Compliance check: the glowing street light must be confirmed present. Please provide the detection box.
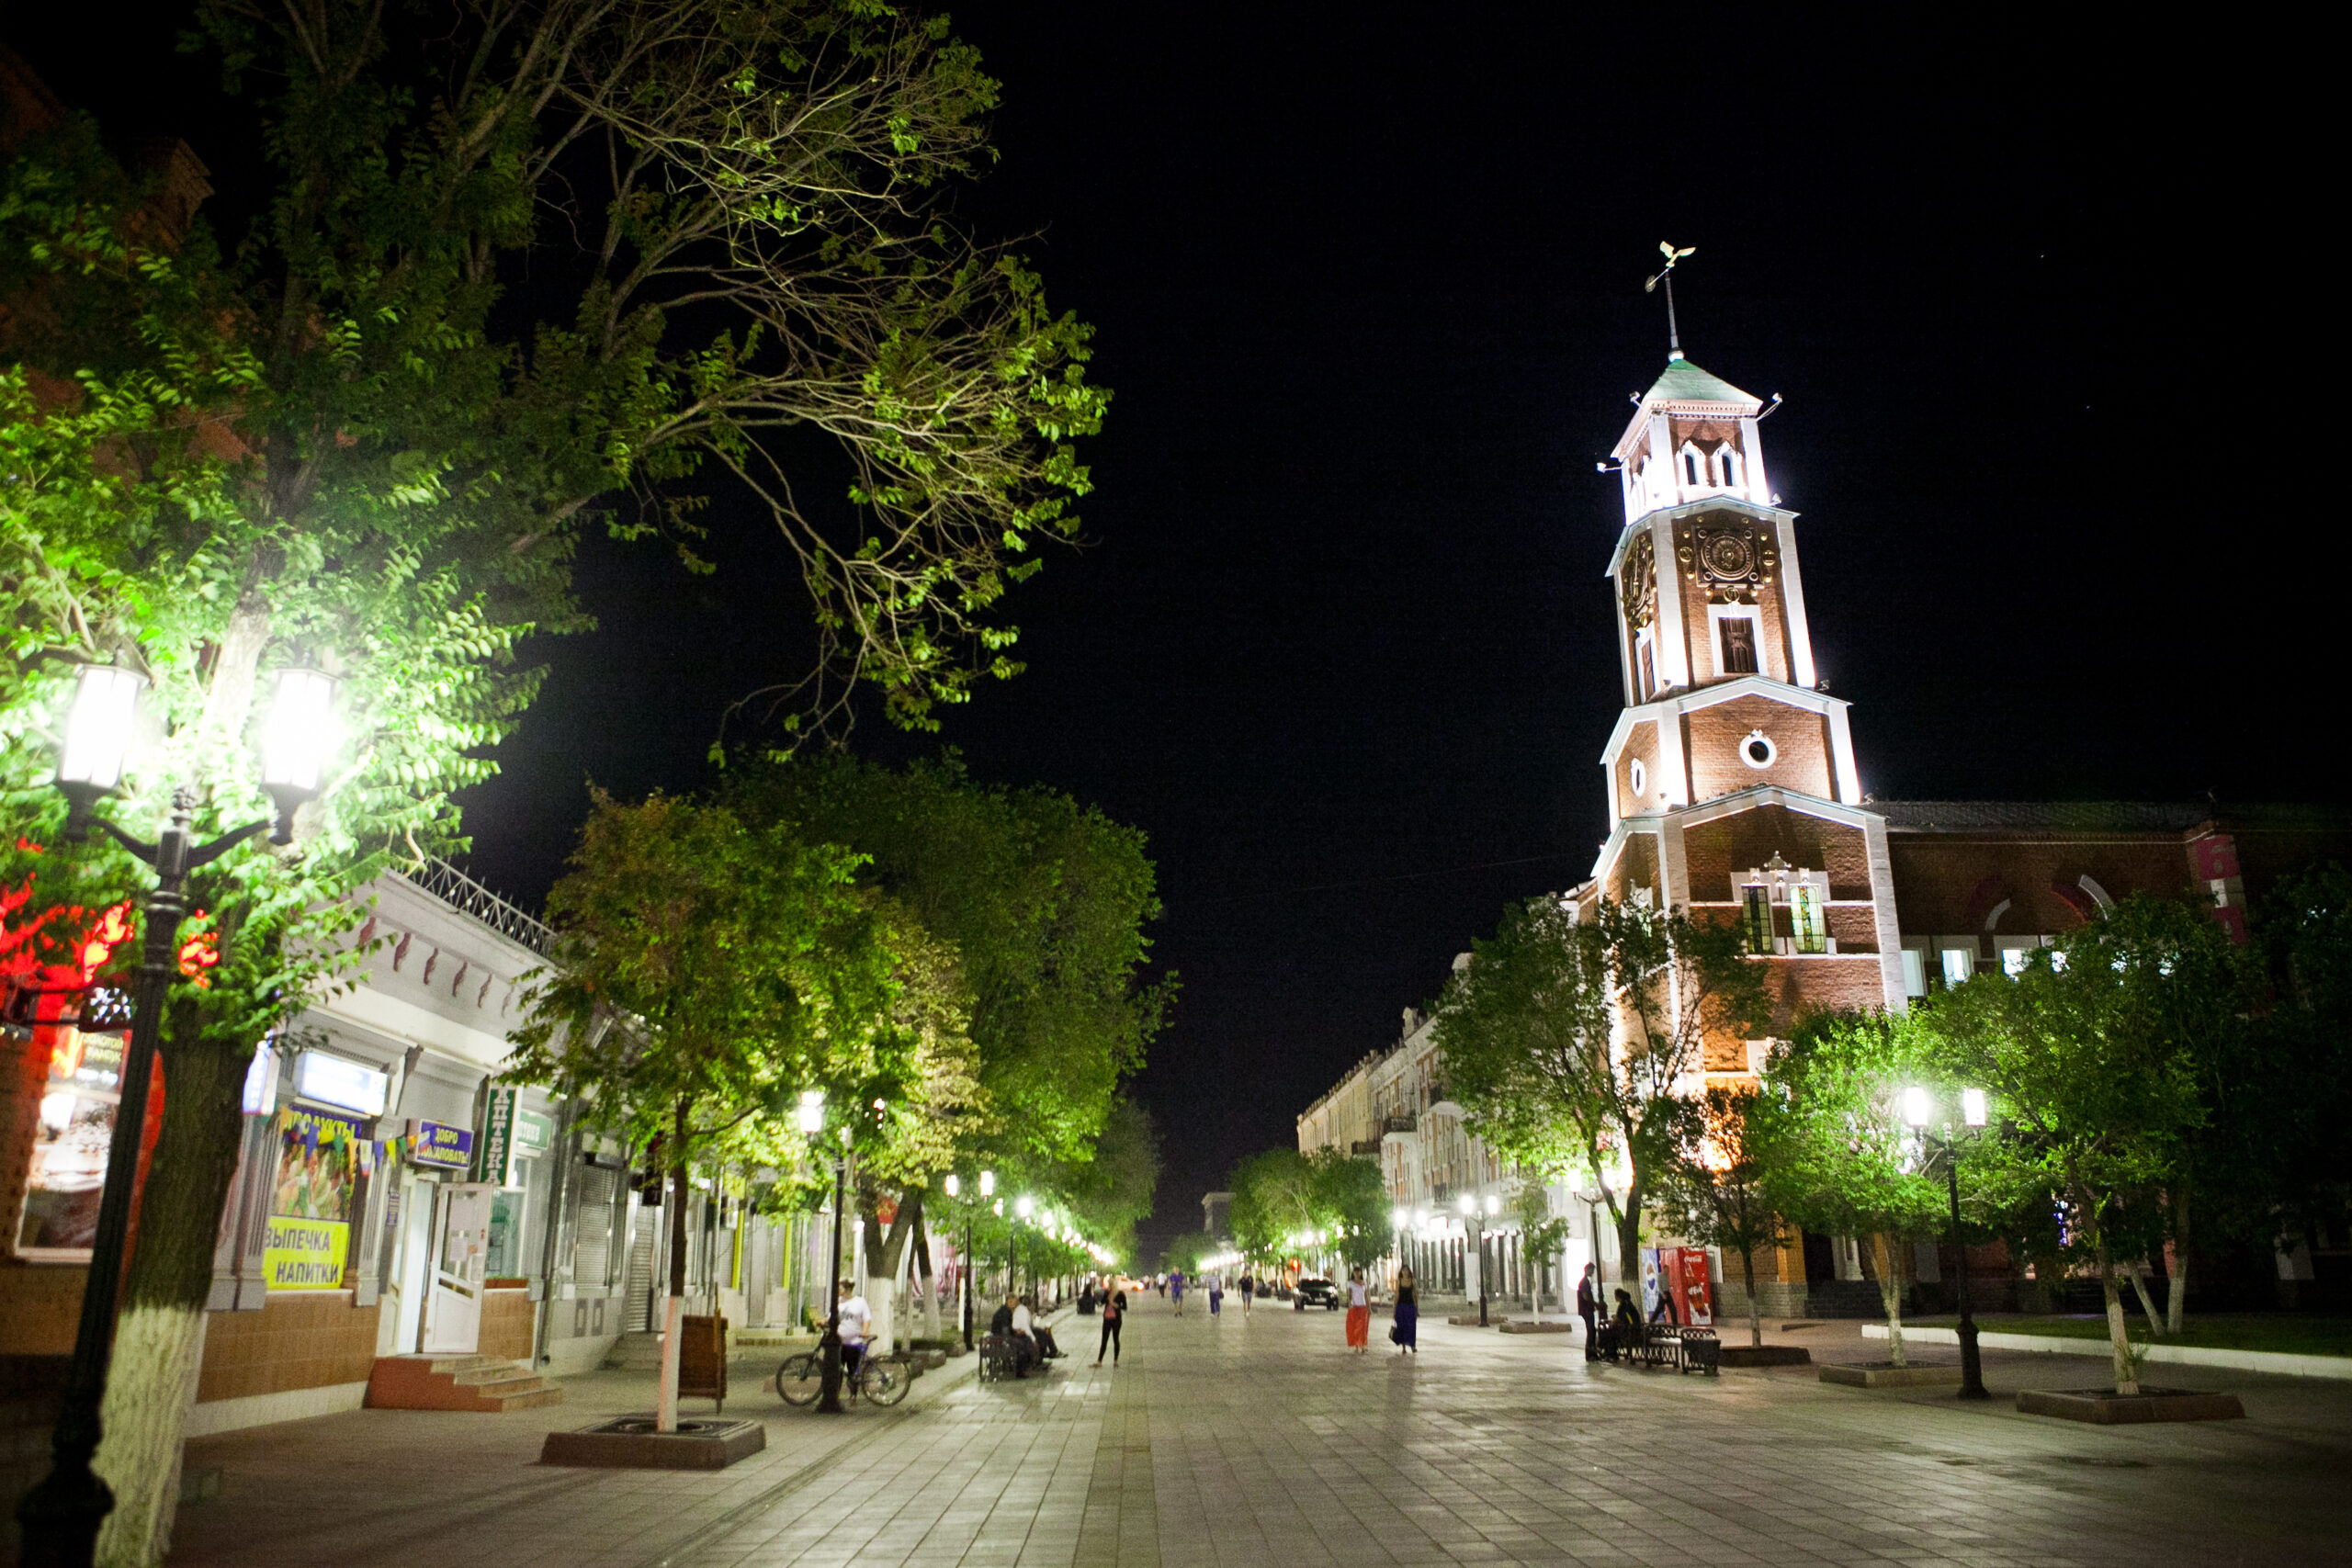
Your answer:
[943,1172,960,1198]
[797,1089,826,1134]
[1901,1084,1992,1401]
[28,657,344,1562]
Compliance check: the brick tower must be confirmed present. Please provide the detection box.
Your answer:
[1592,333,1906,1046]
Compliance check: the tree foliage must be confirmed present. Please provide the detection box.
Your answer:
[1307,1147,1390,1271]
[1649,1087,1781,1347]
[1433,894,1768,1288]
[727,752,1169,1168]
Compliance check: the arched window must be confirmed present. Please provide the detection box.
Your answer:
[1716,445,1744,491]
[1683,446,1702,487]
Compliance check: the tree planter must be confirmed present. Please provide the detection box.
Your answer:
[1819,1361,1963,1388]
[1447,1314,1508,1326]
[541,1416,767,1469]
[1497,1320,1577,1335]
[2015,1388,2245,1425]
[1718,1345,1812,1368]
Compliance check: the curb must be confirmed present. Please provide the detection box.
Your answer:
[1860,1325,2352,1382]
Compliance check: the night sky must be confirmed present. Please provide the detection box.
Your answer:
[12,9,2327,1259]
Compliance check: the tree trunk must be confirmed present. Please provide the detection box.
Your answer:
[656,1098,689,1434]
[1871,1233,1906,1368]
[94,1010,254,1568]
[1741,1245,1762,1349]
[911,1208,940,1343]
[2125,1263,2165,1337]
[1614,1180,1644,1310]
[2097,1240,2138,1394]
[2165,1184,2189,1336]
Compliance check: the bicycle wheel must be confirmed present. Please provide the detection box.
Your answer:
[777,1353,823,1407]
[861,1359,910,1407]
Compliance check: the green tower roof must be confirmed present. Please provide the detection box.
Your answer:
[1642,356,1760,407]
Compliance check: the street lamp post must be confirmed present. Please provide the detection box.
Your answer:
[1460,1194,1489,1325]
[1905,1085,1990,1401]
[797,1092,853,1416]
[944,1170,993,1351]
[19,664,333,1568]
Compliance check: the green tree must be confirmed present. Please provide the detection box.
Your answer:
[4,0,1103,1550]
[1434,894,1768,1294]
[1161,1231,1216,1277]
[729,753,1170,1169]
[1307,1148,1390,1273]
[1059,1100,1162,1261]
[1908,898,2229,1393]
[1507,1179,1572,1314]
[1227,1148,1319,1272]
[1753,1015,1951,1365]
[504,792,982,1420]
[1651,1087,1782,1348]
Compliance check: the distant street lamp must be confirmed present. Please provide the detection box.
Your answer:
[801,1095,853,1415]
[22,662,336,1568]
[1905,1084,1991,1400]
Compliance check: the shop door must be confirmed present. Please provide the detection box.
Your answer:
[423,1182,495,1354]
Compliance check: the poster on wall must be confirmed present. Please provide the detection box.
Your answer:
[264,1107,366,1290]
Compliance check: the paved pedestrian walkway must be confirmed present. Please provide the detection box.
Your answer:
[167,1296,2352,1566]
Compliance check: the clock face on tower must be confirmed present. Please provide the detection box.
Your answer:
[1619,533,1657,629]
[1676,514,1780,604]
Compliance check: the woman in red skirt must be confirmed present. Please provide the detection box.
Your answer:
[1344,1269,1371,1353]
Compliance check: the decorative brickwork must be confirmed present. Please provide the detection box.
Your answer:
[1684,696,1833,802]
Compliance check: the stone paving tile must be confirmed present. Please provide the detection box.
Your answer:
[158,1300,2352,1565]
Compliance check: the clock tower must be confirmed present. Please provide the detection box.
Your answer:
[1591,344,1907,1034]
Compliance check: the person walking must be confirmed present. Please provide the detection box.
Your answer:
[1095,1284,1127,1365]
[1344,1269,1372,1354]
[1393,1265,1419,1355]
[1576,1264,1600,1362]
[1170,1269,1185,1315]
[1238,1272,1254,1315]
[1209,1276,1224,1316]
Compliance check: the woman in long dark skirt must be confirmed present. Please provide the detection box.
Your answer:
[1393,1265,1419,1355]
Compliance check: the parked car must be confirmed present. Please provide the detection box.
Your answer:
[1293,1277,1341,1310]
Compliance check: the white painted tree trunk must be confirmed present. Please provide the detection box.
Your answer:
[1871,1234,1906,1368]
[656,1294,684,1431]
[865,1273,896,1357]
[92,1301,209,1568]
[2098,1250,2139,1394]
[2125,1263,2165,1337]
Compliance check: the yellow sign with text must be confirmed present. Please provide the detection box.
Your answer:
[264,1217,350,1291]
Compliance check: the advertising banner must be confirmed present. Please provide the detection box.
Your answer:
[408,1119,474,1170]
[265,1107,365,1290]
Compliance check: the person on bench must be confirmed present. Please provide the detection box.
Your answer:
[1022,1294,1067,1359]
[1609,1288,1643,1363]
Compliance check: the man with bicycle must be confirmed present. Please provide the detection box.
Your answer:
[836,1280,873,1377]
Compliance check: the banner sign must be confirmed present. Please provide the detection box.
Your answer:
[513,1108,555,1160]
[408,1120,474,1170]
[266,1107,364,1290]
[477,1088,516,1185]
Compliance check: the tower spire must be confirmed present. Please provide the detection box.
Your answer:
[1645,242,1695,362]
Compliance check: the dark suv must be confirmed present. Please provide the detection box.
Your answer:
[1292,1277,1341,1310]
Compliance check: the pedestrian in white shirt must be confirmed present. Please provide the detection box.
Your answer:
[1009,1296,1040,1376]
[836,1280,873,1373]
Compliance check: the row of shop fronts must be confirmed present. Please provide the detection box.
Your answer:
[1,862,849,1439]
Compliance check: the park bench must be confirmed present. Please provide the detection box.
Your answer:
[1600,1321,1720,1376]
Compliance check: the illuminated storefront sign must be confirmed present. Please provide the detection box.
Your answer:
[294,1051,389,1116]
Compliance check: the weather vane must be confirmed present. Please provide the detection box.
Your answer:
[1644,242,1695,360]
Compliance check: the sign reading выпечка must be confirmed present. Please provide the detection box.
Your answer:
[265,1107,364,1290]
[408,1120,474,1170]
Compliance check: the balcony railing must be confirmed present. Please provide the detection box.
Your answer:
[1380,1113,1418,1136]
[399,859,557,959]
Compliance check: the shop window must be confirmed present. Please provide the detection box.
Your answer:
[1741,884,1773,954]
[1940,947,1975,986]
[16,1028,128,1258]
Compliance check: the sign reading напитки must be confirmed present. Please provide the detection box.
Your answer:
[264,1107,365,1290]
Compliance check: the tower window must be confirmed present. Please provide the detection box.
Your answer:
[1741,884,1772,954]
[1718,615,1758,673]
[1684,449,1702,486]
[1635,631,1657,699]
[1717,446,1744,490]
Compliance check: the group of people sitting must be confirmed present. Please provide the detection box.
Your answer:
[986,1292,1066,1377]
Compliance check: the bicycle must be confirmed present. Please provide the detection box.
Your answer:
[776,1346,910,1407]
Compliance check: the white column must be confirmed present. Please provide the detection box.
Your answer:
[1774,514,1819,689]
[1651,514,1692,689]
[1740,413,1770,503]
[1862,810,1909,1010]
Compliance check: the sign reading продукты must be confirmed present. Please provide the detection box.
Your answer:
[408,1120,474,1170]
